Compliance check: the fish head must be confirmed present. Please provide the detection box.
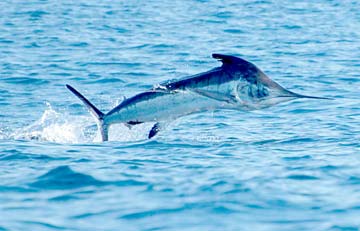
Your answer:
[212,54,330,110]
[236,68,330,110]
[213,54,329,110]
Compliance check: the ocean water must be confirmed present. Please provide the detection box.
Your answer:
[0,0,359,230]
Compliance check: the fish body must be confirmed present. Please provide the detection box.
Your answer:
[66,54,328,141]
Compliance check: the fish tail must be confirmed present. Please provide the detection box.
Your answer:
[66,84,109,141]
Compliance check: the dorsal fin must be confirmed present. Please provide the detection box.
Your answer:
[212,53,252,67]
[212,54,259,84]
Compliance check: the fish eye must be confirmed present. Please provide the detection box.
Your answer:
[256,85,269,98]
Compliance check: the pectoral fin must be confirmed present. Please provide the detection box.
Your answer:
[189,89,237,104]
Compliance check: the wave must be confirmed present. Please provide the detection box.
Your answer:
[28,165,147,190]
[29,165,107,190]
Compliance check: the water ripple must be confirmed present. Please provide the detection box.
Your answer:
[287,174,319,180]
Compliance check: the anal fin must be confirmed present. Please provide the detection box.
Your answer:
[148,122,162,139]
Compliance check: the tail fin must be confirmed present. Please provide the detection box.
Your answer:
[66,84,109,141]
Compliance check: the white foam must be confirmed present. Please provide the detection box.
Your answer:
[11,103,91,143]
[9,103,155,144]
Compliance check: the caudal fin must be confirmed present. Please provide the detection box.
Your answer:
[66,84,109,141]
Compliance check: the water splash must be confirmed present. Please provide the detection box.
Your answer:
[8,103,156,143]
[11,103,95,143]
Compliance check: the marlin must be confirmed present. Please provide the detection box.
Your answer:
[66,54,329,141]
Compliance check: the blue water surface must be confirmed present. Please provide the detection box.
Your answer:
[1,0,359,230]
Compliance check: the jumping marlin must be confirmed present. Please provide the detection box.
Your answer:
[66,54,329,141]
